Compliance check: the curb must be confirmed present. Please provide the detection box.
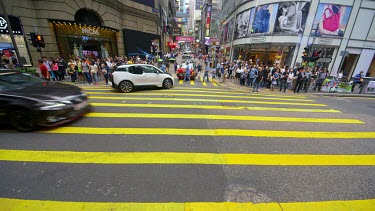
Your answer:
[309,93,375,98]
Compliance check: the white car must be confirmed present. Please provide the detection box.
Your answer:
[111,64,174,93]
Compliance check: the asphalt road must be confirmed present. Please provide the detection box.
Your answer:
[1,80,374,210]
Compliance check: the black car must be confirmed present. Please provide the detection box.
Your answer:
[0,70,90,131]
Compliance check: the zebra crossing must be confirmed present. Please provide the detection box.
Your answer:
[0,85,374,210]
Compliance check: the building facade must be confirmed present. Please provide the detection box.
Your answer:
[1,0,176,67]
[221,0,375,78]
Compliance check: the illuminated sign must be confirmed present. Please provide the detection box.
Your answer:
[82,27,99,36]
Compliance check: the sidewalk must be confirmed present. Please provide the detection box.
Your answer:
[215,79,375,98]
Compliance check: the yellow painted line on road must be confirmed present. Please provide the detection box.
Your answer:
[83,88,308,98]
[1,149,375,165]
[190,80,195,86]
[90,103,341,113]
[86,112,362,124]
[202,81,208,86]
[1,198,374,211]
[89,96,326,107]
[209,78,218,86]
[43,127,375,139]
[179,80,183,85]
[86,92,314,102]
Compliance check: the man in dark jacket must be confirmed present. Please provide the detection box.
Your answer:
[294,68,305,93]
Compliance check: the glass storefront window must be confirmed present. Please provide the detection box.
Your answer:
[0,34,31,66]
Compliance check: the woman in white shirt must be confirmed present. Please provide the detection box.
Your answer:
[287,68,294,91]
[90,62,99,84]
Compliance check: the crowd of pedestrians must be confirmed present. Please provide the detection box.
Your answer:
[37,55,164,85]
[219,61,344,93]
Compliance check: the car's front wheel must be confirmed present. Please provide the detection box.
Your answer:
[119,80,134,93]
[163,78,173,89]
[10,109,36,131]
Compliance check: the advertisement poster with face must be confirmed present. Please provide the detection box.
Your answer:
[251,4,279,35]
[235,9,251,39]
[311,3,352,37]
[274,2,310,35]
[227,18,234,41]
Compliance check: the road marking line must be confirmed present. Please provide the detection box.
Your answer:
[86,92,314,102]
[89,96,327,107]
[43,127,375,138]
[1,198,374,211]
[209,79,218,86]
[83,88,308,98]
[179,80,183,85]
[86,112,362,124]
[1,149,374,165]
[202,81,208,86]
[190,80,195,86]
[90,103,341,113]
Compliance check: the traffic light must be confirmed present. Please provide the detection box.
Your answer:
[301,47,309,61]
[36,34,45,48]
[27,32,37,47]
[311,50,322,62]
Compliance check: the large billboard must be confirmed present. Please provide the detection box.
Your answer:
[274,2,310,35]
[227,18,234,42]
[251,3,279,35]
[234,9,251,39]
[222,23,228,43]
[311,3,352,37]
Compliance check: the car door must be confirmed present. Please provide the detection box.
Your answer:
[142,65,160,85]
[128,66,146,86]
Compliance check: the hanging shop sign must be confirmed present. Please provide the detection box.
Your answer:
[0,15,23,35]
[171,28,181,36]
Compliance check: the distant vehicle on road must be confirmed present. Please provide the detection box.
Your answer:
[0,71,89,131]
[176,63,195,80]
[181,54,192,64]
[110,64,174,93]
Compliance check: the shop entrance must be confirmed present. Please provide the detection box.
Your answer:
[341,54,359,80]
[235,44,296,67]
[52,21,117,60]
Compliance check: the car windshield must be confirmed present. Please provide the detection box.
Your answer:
[0,72,46,91]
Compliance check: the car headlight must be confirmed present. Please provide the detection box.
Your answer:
[40,102,67,110]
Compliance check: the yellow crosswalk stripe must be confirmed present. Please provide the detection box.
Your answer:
[161,89,307,98]
[86,112,362,124]
[90,103,341,113]
[83,88,308,98]
[179,80,183,84]
[89,96,326,106]
[202,81,208,86]
[43,127,375,138]
[190,80,195,85]
[1,198,374,211]
[1,149,374,165]
[86,92,314,102]
[209,79,218,86]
